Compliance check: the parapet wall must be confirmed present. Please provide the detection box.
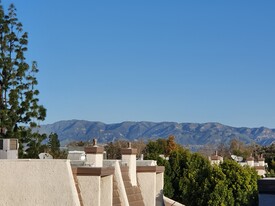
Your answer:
[0,159,80,206]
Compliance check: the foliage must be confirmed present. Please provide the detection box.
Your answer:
[176,152,257,206]
[67,141,87,147]
[156,157,174,197]
[165,135,177,156]
[144,136,179,159]
[229,139,254,159]
[254,143,275,176]
[143,137,259,206]
[179,152,212,205]
[144,139,167,159]
[0,3,46,157]
[24,129,47,158]
[221,160,258,206]
[48,133,60,152]
[198,139,256,160]
[22,132,66,159]
[104,140,146,159]
[104,141,125,159]
[143,137,182,198]
[47,133,66,159]
[207,165,234,206]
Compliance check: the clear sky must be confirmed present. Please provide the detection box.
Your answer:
[2,0,275,128]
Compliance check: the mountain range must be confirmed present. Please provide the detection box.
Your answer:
[37,120,275,148]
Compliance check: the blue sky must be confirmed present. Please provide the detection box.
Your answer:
[2,1,275,128]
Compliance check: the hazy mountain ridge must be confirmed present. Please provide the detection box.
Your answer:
[38,120,275,146]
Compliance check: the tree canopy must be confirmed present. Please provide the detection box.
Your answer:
[0,3,46,157]
[143,137,259,206]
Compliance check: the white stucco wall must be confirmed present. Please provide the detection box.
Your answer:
[77,175,100,206]
[136,160,157,166]
[156,172,164,206]
[247,160,254,167]
[0,150,7,159]
[0,139,18,159]
[259,160,265,167]
[164,196,185,206]
[0,159,80,206]
[86,153,103,167]
[257,169,266,176]
[103,160,129,206]
[211,160,221,165]
[137,172,156,206]
[122,154,137,186]
[100,175,113,205]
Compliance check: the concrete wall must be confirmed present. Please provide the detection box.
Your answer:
[0,159,80,206]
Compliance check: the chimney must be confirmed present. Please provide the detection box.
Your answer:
[246,154,254,167]
[0,139,18,159]
[84,138,104,167]
[121,142,137,186]
[258,154,265,167]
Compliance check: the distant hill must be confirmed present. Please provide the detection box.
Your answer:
[37,120,275,147]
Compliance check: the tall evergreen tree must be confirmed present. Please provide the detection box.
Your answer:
[0,3,46,156]
[48,133,60,158]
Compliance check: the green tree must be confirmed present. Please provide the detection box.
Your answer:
[157,157,174,198]
[178,152,213,206]
[24,130,47,158]
[0,3,46,157]
[169,149,190,201]
[144,137,259,206]
[48,133,62,158]
[144,140,165,160]
[207,165,234,206]
[230,139,253,159]
[104,140,128,159]
[255,143,275,176]
[221,160,258,206]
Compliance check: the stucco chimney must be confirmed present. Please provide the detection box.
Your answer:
[258,154,265,167]
[0,139,18,159]
[121,142,137,186]
[84,138,104,167]
[246,154,254,167]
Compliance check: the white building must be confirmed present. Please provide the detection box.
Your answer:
[0,139,184,206]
